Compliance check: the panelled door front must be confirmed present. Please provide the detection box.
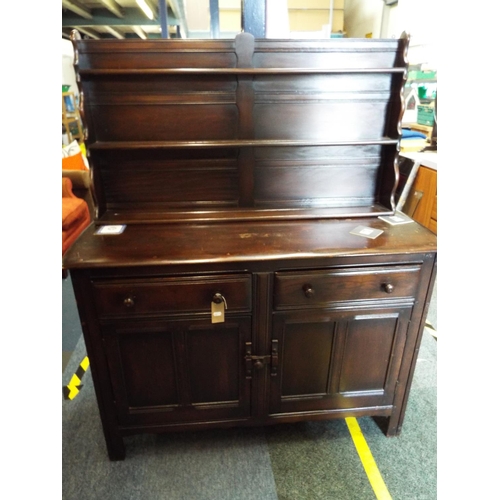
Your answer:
[101,316,252,426]
[269,307,412,415]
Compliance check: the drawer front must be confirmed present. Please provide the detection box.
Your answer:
[92,274,252,317]
[274,265,421,309]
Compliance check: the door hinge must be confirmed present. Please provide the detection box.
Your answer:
[245,340,278,379]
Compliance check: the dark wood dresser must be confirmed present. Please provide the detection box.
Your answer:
[63,31,437,461]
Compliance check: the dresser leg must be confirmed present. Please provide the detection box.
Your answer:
[104,432,126,461]
[372,415,402,437]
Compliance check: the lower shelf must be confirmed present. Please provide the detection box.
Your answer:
[97,204,395,225]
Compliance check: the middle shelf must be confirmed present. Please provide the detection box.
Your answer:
[89,138,400,150]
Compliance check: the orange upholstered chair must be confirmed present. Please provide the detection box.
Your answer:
[62,177,91,255]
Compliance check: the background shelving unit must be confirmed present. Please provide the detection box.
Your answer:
[62,91,83,143]
[402,65,437,136]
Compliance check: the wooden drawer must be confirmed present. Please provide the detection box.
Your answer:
[92,273,252,317]
[274,265,422,309]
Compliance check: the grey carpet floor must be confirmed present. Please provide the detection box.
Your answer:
[265,330,437,500]
[62,329,436,500]
[62,335,279,500]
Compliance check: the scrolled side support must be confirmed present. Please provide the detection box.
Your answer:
[389,31,411,211]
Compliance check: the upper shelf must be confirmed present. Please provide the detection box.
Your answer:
[71,31,410,223]
[78,67,407,76]
[73,30,410,72]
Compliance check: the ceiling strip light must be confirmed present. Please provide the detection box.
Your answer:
[136,0,154,20]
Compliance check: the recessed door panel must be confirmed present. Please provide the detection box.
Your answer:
[281,322,335,397]
[185,324,241,404]
[339,314,398,394]
[118,330,179,408]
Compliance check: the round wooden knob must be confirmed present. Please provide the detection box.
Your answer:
[123,297,135,308]
[212,293,224,304]
[303,284,315,298]
[383,283,394,294]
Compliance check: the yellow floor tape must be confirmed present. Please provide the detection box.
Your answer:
[63,356,89,400]
[345,417,392,500]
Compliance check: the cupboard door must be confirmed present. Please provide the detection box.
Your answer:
[269,307,411,415]
[102,316,252,426]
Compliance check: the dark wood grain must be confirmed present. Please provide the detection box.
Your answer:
[75,32,409,220]
[63,218,436,269]
[92,274,252,317]
[101,317,252,427]
[274,264,421,309]
[269,306,411,415]
[65,32,436,461]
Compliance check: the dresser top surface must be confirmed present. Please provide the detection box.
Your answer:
[63,218,436,270]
